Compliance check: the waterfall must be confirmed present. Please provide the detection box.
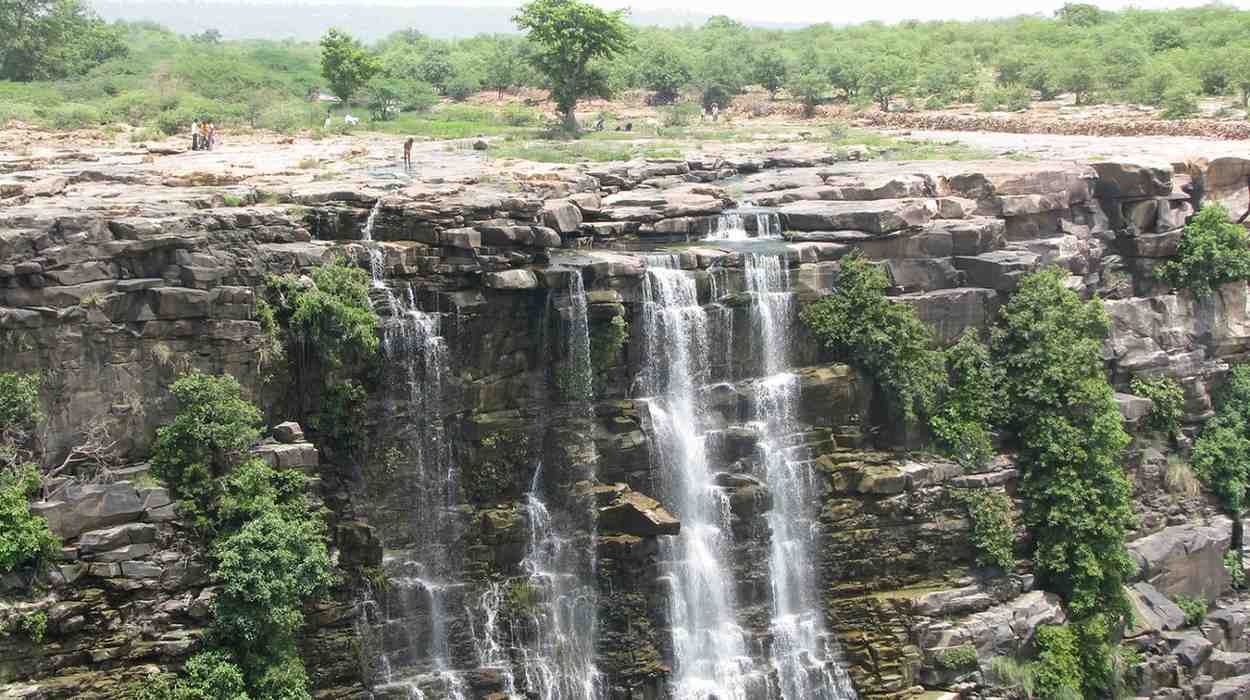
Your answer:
[640,255,764,700]
[705,210,783,242]
[515,464,604,700]
[708,212,748,241]
[743,254,856,700]
[362,199,386,288]
[563,271,594,402]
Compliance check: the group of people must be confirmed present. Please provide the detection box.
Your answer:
[190,120,216,151]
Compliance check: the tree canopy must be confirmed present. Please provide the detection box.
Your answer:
[513,0,632,131]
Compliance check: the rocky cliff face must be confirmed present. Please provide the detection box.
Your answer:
[3,141,1250,699]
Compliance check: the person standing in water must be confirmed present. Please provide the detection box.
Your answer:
[403,137,414,170]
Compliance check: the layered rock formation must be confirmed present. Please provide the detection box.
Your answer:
[3,139,1250,699]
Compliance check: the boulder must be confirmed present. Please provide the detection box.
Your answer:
[779,199,931,234]
[951,250,1037,292]
[31,481,145,540]
[78,523,157,554]
[1092,161,1173,199]
[273,421,304,444]
[598,489,680,536]
[252,442,319,470]
[1126,582,1186,636]
[483,269,540,290]
[1128,518,1232,601]
[542,199,584,234]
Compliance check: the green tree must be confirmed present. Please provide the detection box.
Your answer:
[993,268,1135,695]
[1191,364,1250,513]
[800,251,945,427]
[319,28,378,104]
[1050,46,1098,105]
[151,371,263,529]
[637,38,693,104]
[1157,205,1250,296]
[859,52,915,111]
[1056,3,1107,26]
[787,69,828,117]
[364,76,403,120]
[483,37,529,97]
[513,0,632,132]
[931,329,1005,471]
[752,47,788,98]
[0,0,127,81]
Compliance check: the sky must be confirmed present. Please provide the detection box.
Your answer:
[209,0,1250,25]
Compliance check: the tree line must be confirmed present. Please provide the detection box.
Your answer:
[8,1,1250,133]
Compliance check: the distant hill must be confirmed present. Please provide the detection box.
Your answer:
[88,1,730,40]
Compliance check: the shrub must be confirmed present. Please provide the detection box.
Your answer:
[936,644,978,670]
[501,104,540,126]
[6,609,48,642]
[0,465,59,575]
[45,103,103,130]
[994,269,1135,696]
[987,655,1036,698]
[1191,364,1250,513]
[1174,594,1208,626]
[1160,86,1198,119]
[259,102,318,135]
[801,251,945,426]
[1032,625,1083,699]
[659,102,700,128]
[1227,550,1247,590]
[955,489,1016,571]
[267,258,378,371]
[212,509,333,654]
[1131,375,1185,437]
[150,371,263,530]
[1157,205,1250,296]
[931,329,1004,470]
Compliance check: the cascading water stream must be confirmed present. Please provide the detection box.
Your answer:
[743,254,856,700]
[705,210,783,241]
[640,255,764,700]
[563,271,594,402]
[514,463,604,700]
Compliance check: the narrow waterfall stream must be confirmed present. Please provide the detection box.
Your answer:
[705,210,783,241]
[743,255,856,700]
[516,464,603,700]
[640,255,764,700]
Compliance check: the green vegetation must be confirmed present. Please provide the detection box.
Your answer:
[993,268,1135,696]
[492,140,681,163]
[800,251,945,426]
[955,489,1016,571]
[1174,594,1208,627]
[935,644,978,671]
[319,28,379,104]
[1131,375,1185,438]
[1158,205,1250,297]
[12,3,1250,135]
[150,370,332,700]
[151,371,263,531]
[1191,364,1250,513]
[2,609,48,643]
[264,258,380,457]
[0,0,127,82]
[931,329,1004,471]
[0,372,58,577]
[1227,550,1247,590]
[1032,625,1083,699]
[513,0,632,132]
[590,315,629,396]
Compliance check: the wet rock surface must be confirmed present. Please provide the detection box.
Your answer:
[3,137,1250,700]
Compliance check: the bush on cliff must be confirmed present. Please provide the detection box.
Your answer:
[0,372,58,576]
[151,371,263,531]
[1157,205,1250,297]
[932,329,1005,470]
[265,258,379,457]
[993,268,1136,696]
[954,489,1015,571]
[1131,375,1185,438]
[800,251,945,427]
[152,370,332,700]
[1191,364,1250,514]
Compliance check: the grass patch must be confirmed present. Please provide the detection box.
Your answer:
[491,141,684,163]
